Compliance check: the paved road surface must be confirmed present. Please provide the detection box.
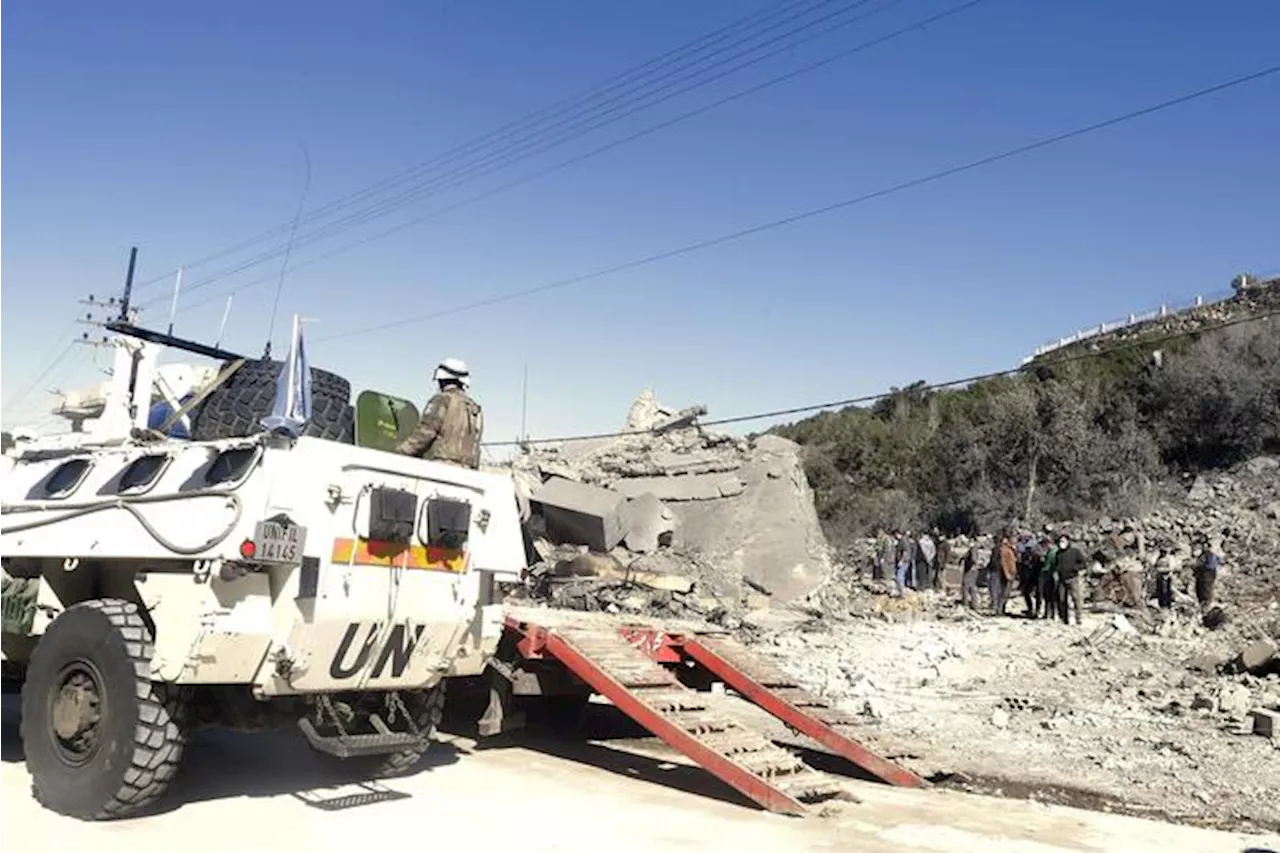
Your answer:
[2,694,1275,852]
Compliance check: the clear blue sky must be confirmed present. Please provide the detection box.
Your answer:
[4,0,1278,449]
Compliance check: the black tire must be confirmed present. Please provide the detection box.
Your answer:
[317,684,446,781]
[190,358,353,443]
[21,599,186,820]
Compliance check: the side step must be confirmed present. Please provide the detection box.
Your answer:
[675,632,924,788]
[298,718,429,758]
[507,615,846,816]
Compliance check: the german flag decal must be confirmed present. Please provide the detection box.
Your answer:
[330,537,468,573]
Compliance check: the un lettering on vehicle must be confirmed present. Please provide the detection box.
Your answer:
[328,622,427,681]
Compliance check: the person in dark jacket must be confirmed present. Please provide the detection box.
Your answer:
[1038,536,1059,619]
[1055,534,1088,625]
[1193,536,1221,608]
[1019,537,1044,618]
[894,530,915,597]
[960,546,981,611]
[933,531,951,592]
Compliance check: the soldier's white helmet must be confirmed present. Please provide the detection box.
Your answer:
[433,357,470,388]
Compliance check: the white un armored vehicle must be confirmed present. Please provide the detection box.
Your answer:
[1,280,526,819]
[4,257,925,823]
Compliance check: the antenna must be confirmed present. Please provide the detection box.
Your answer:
[167,265,184,335]
[215,294,234,350]
[117,246,138,321]
[265,142,312,360]
[103,246,247,364]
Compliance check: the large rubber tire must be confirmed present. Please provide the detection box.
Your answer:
[318,684,447,781]
[190,358,353,443]
[21,599,187,820]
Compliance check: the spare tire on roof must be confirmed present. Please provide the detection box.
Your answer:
[190,359,355,444]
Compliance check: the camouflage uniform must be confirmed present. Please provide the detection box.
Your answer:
[395,387,483,469]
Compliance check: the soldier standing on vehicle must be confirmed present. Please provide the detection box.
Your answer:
[396,357,484,469]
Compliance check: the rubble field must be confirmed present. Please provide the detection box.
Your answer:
[497,394,1279,833]
[748,600,1278,833]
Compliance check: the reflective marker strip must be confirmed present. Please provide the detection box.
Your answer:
[330,537,467,573]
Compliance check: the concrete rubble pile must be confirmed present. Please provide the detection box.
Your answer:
[500,390,832,619]
[734,453,1280,833]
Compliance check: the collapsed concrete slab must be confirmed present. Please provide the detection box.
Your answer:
[513,391,834,607]
[532,477,628,552]
[670,434,831,604]
[622,492,676,553]
[612,473,745,502]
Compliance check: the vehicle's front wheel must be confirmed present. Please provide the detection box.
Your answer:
[21,599,187,820]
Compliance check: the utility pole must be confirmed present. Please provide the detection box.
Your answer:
[77,295,135,351]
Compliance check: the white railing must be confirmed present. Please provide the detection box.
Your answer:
[1022,287,1241,364]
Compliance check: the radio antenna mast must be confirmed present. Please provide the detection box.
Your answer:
[264,143,311,359]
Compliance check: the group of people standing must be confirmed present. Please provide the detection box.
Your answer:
[866,521,1225,624]
[873,528,950,595]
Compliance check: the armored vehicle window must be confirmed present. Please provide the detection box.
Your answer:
[45,459,92,498]
[119,454,170,494]
[204,447,259,487]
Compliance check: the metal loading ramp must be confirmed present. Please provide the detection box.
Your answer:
[671,632,925,789]
[504,608,921,815]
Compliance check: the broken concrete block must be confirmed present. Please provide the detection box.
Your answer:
[532,537,557,562]
[622,492,676,554]
[1232,637,1278,674]
[1186,652,1227,675]
[539,460,583,482]
[532,477,628,552]
[1251,708,1278,738]
[613,473,744,502]
[652,404,708,434]
[652,449,741,476]
[554,552,623,578]
[1217,683,1253,719]
[718,478,746,498]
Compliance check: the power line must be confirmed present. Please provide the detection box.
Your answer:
[160,0,986,317]
[481,306,1279,447]
[128,0,858,291]
[141,0,901,305]
[315,63,1280,344]
[1,324,79,416]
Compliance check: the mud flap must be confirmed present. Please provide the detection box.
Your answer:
[477,666,525,737]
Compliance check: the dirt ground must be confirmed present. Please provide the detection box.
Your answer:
[743,595,1280,835]
[2,693,1277,852]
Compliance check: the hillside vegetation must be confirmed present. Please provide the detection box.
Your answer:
[775,307,1280,545]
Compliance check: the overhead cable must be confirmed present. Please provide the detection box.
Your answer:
[158,0,989,316]
[314,63,1280,344]
[480,307,1279,447]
